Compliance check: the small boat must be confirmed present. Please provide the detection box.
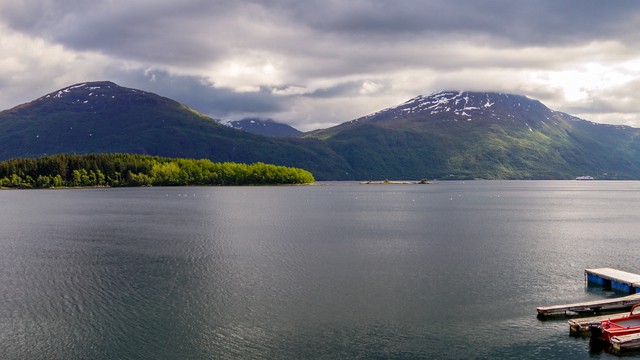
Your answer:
[590,304,640,343]
[576,176,595,180]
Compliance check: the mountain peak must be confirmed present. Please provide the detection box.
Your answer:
[37,81,146,102]
[353,91,555,130]
[0,81,174,116]
[376,91,550,119]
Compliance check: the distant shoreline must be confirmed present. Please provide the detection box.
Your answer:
[311,180,431,185]
[361,180,430,185]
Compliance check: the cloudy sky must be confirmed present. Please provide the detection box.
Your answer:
[1,1,640,131]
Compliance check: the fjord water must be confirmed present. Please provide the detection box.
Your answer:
[1,182,639,359]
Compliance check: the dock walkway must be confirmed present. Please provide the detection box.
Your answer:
[537,268,640,317]
[537,293,640,316]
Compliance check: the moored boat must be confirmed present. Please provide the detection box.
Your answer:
[590,304,640,343]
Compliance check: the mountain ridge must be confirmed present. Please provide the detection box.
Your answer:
[2,82,640,180]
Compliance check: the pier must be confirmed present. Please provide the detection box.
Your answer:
[536,268,640,317]
[536,293,640,317]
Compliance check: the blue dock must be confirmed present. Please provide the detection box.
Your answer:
[586,268,640,294]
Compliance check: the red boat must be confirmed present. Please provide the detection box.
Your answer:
[590,304,640,343]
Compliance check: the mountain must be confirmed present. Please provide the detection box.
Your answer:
[3,83,640,180]
[0,81,351,179]
[305,91,640,179]
[227,118,302,137]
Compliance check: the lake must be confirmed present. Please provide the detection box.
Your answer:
[1,181,639,359]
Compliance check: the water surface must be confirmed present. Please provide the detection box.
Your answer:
[1,181,639,359]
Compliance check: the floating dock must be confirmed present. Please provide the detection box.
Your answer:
[537,268,640,317]
[585,268,640,294]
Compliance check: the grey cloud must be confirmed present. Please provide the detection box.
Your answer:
[305,82,367,98]
[0,1,246,66]
[107,68,287,118]
[1,0,638,94]
[5,0,640,67]
[283,1,640,46]
[110,69,380,116]
[562,80,640,115]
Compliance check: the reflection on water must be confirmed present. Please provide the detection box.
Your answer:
[1,181,639,359]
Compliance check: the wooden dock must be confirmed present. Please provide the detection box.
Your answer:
[537,293,640,317]
[537,268,640,317]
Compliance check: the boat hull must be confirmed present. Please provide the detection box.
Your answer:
[589,305,640,345]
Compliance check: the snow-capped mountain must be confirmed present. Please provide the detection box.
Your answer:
[306,91,640,179]
[369,91,539,118]
[38,81,146,102]
[11,81,157,114]
[355,91,563,126]
[351,91,627,130]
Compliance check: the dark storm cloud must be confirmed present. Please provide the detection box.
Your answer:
[0,1,239,66]
[107,68,287,118]
[285,1,639,46]
[107,68,379,117]
[4,1,640,64]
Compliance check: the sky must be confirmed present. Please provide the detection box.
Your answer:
[2,1,640,131]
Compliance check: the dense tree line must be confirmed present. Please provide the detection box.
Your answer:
[0,154,315,188]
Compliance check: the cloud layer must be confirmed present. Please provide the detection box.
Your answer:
[2,1,640,130]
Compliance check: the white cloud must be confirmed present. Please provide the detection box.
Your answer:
[271,86,310,96]
[359,81,384,95]
[0,23,113,109]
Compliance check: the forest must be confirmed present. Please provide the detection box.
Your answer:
[0,153,315,188]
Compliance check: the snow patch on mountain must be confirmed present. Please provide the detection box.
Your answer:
[367,91,516,121]
[38,81,144,103]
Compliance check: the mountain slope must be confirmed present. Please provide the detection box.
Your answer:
[227,118,302,137]
[0,81,351,179]
[305,91,640,179]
